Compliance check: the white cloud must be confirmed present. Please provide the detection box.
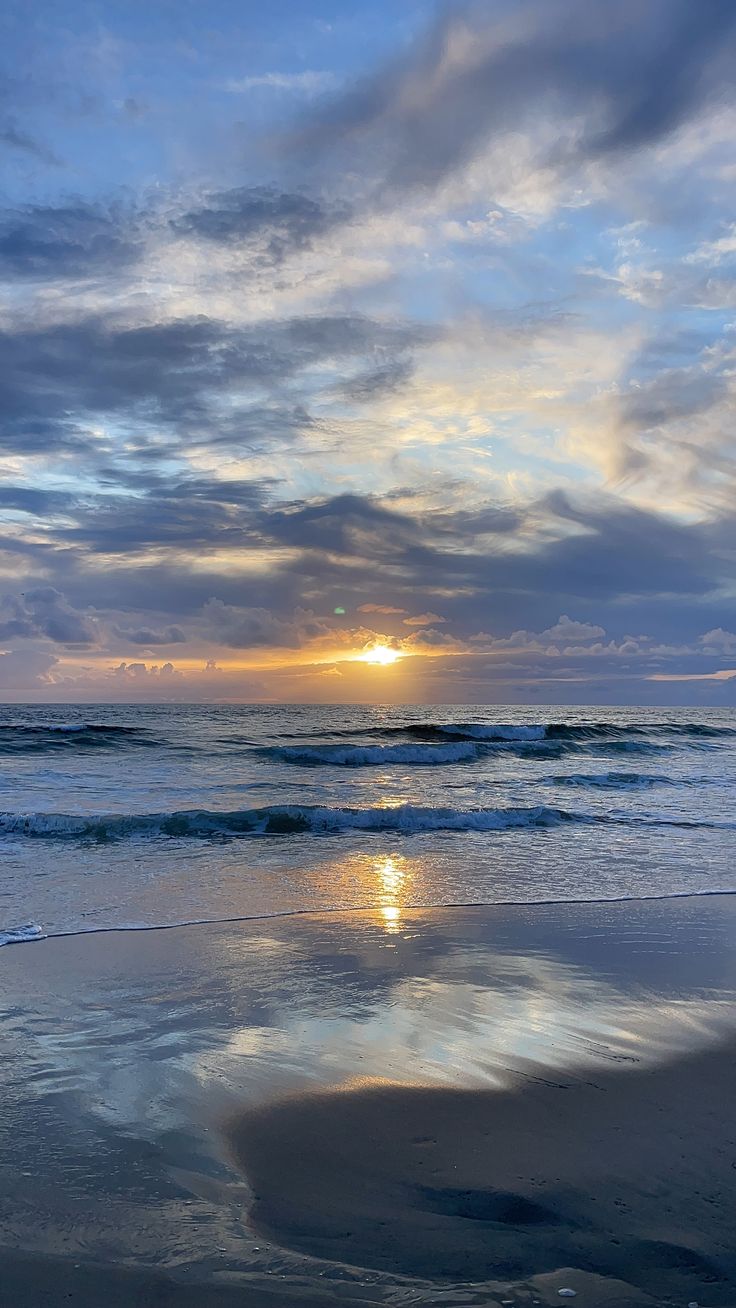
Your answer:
[540,615,606,642]
[225,71,338,94]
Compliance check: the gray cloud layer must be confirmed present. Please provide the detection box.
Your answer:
[292,0,736,194]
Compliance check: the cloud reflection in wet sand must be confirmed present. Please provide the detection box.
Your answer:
[1,896,736,1297]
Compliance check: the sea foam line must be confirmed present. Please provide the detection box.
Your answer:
[3,887,736,948]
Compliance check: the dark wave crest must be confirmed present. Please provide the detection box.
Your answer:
[0,724,154,754]
[0,802,731,842]
[267,735,672,766]
[275,720,733,747]
[548,771,674,789]
[0,803,584,840]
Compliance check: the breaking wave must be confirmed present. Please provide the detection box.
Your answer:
[0,803,583,841]
[278,720,734,744]
[268,735,673,766]
[0,802,731,842]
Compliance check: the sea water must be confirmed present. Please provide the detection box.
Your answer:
[1,702,735,943]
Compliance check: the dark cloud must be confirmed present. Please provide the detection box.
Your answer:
[37,484,729,659]
[0,587,96,646]
[112,625,186,645]
[52,476,273,553]
[2,476,728,660]
[292,0,736,194]
[173,186,348,263]
[619,369,727,435]
[259,492,431,563]
[202,599,332,649]
[0,313,428,455]
[507,491,713,610]
[0,486,76,515]
[334,358,415,402]
[0,203,140,281]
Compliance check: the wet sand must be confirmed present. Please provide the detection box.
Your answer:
[0,1249,379,1308]
[2,895,736,1306]
[229,1040,736,1301]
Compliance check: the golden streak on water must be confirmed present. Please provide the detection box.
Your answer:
[376,855,407,934]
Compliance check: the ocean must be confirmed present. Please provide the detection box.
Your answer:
[2,702,735,947]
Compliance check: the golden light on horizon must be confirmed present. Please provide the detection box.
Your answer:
[360,643,402,666]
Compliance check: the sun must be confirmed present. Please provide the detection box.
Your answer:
[360,643,402,666]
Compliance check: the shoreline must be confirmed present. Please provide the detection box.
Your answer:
[5,881,736,950]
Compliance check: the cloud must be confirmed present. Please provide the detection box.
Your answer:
[225,71,338,95]
[699,628,736,654]
[540,615,606,642]
[649,668,736,682]
[292,0,736,197]
[0,117,58,165]
[202,599,336,650]
[0,648,59,689]
[0,588,97,646]
[402,612,446,626]
[112,660,181,679]
[401,627,461,651]
[357,604,407,615]
[0,313,428,456]
[112,625,186,645]
[0,203,140,281]
[2,0,736,704]
[172,187,348,264]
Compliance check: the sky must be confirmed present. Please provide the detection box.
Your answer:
[2,0,736,704]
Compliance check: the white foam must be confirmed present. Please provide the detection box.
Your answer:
[271,803,574,833]
[0,922,46,947]
[441,724,547,741]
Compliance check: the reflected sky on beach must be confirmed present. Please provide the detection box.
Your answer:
[1,894,736,1285]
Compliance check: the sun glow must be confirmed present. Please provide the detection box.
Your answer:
[360,643,401,666]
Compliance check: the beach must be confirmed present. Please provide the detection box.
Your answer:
[6,0,736,1297]
[2,893,736,1306]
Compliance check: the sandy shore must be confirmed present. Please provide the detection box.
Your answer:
[229,1039,736,1302]
[0,1249,381,1308]
[2,895,736,1306]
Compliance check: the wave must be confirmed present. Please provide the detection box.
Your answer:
[0,723,153,754]
[277,723,547,743]
[278,720,734,745]
[548,771,673,789]
[1,802,731,842]
[268,736,672,766]
[587,739,672,755]
[270,741,487,766]
[0,802,582,841]
[545,722,732,741]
